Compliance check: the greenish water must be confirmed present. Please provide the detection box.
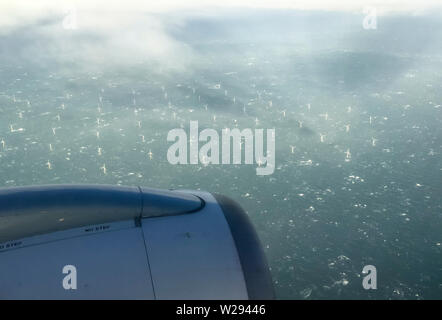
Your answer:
[0,9,441,299]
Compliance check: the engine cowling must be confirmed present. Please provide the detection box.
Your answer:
[0,185,274,300]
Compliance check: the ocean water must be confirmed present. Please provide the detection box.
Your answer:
[0,9,441,299]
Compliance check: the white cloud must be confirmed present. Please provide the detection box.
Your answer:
[0,1,197,72]
[1,0,440,72]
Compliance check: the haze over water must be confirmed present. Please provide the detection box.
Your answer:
[0,5,441,299]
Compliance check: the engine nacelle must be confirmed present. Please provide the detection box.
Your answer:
[0,185,274,299]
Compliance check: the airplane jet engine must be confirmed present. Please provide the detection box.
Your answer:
[0,185,274,299]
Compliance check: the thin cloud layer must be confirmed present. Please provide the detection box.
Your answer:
[1,1,441,73]
[2,0,442,31]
